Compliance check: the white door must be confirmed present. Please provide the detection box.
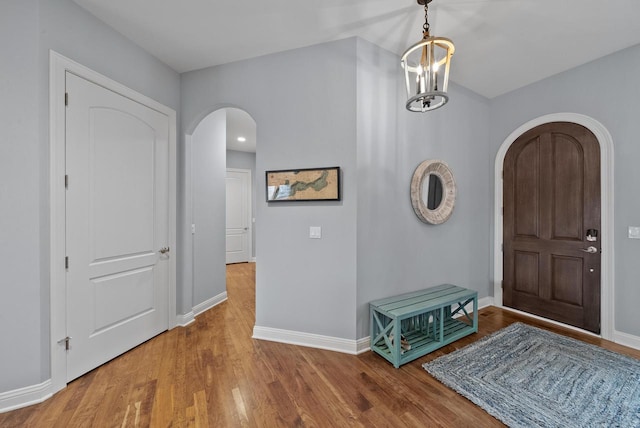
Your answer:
[225,169,251,264]
[65,72,170,381]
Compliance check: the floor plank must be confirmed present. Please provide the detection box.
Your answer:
[2,262,639,427]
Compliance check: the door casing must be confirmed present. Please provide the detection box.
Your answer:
[493,113,614,339]
[49,51,177,394]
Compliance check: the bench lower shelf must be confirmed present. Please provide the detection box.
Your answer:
[372,317,475,367]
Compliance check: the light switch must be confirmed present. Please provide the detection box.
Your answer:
[629,226,640,239]
[310,226,322,239]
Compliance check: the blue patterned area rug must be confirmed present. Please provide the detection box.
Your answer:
[423,323,640,427]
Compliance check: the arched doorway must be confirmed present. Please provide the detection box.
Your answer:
[225,108,257,265]
[185,107,257,319]
[493,113,614,339]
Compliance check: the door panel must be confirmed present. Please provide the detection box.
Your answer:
[90,108,156,259]
[513,251,539,295]
[66,72,169,381]
[514,138,540,238]
[93,267,155,332]
[551,255,583,306]
[552,135,583,240]
[504,122,601,333]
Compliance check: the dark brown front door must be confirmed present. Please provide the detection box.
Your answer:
[503,122,601,333]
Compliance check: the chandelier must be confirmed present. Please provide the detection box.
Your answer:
[401,0,455,112]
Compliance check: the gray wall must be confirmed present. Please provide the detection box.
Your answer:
[192,110,227,304]
[226,150,257,259]
[182,37,493,340]
[0,0,179,393]
[489,43,640,337]
[355,39,492,337]
[181,38,359,338]
[0,0,41,393]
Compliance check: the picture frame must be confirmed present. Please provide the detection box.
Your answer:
[266,166,341,202]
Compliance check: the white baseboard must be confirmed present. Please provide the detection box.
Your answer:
[253,326,363,355]
[176,311,195,327]
[478,296,494,309]
[250,257,256,263]
[0,380,52,414]
[252,297,495,356]
[175,291,228,327]
[613,329,640,351]
[356,337,371,354]
[463,295,495,311]
[193,291,227,317]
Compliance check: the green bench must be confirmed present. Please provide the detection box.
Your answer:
[369,284,478,368]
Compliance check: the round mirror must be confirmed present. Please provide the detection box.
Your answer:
[410,160,456,224]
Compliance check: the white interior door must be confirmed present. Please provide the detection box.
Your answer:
[226,169,251,264]
[65,72,170,381]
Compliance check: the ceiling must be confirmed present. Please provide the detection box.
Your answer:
[226,108,257,153]
[73,0,640,100]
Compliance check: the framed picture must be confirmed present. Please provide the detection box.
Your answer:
[266,166,341,202]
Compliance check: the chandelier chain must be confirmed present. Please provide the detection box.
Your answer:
[423,2,430,37]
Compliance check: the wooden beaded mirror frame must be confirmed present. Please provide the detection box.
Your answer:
[410,159,456,224]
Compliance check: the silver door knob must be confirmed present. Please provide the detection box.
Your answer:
[159,247,170,254]
[581,246,598,254]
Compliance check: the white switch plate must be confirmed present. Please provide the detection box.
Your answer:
[629,226,640,239]
[310,226,322,239]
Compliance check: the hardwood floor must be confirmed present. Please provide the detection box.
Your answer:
[2,263,639,427]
